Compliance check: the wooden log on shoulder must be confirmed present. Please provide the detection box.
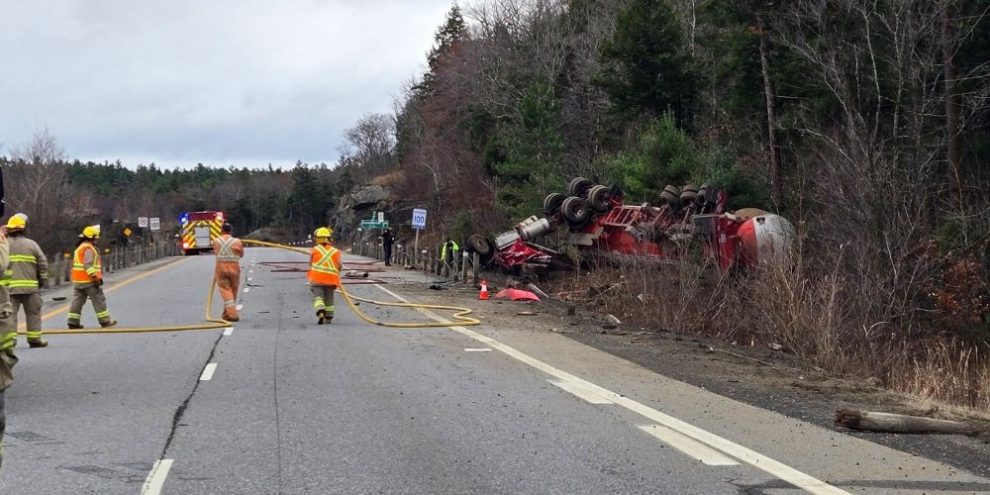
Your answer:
[835,409,983,436]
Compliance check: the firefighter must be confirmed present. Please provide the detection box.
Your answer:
[308,227,341,325]
[4,214,49,347]
[440,237,460,267]
[67,226,116,329]
[211,223,243,322]
[0,225,18,469]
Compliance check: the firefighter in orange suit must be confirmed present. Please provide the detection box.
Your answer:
[67,226,116,329]
[308,227,341,325]
[211,223,243,322]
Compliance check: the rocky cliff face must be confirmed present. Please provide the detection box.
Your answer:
[332,184,392,243]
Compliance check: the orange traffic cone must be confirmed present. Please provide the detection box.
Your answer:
[479,279,490,301]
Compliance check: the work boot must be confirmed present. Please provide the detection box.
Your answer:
[28,339,48,348]
[325,313,333,325]
[316,309,326,325]
[67,323,83,330]
[224,313,240,323]
[100,320,118,328]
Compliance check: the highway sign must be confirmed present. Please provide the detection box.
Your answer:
[123,227,133,237]
[138,217,148,228]
[412,208,427,230]
[150,217,160,231]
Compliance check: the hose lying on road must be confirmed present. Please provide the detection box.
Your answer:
[241,239,480,329]
[18,239,479,336]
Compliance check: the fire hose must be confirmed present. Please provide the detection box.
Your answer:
[16,239,479,336]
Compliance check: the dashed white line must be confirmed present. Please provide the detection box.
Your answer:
[248,277,253,282]
[200,363,218,381]
[372,284,851,495]
[223,327,234,336]
[465,348,492,352]
[140,458,173,495]
[243,288,250,293]
[236,304,244,311]
[639,424,740,466]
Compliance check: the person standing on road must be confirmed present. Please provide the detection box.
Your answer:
[381,228,394,266]
[308,227,341,325]
[0,225,19,470]
[4,214,49,348]
[211,223,244,322]
[67,226,116,329]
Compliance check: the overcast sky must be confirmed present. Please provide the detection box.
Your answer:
[0,0,453,169]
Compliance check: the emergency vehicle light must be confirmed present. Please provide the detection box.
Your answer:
[216,212,225,222]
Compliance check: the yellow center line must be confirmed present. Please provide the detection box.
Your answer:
[33,257,191,324]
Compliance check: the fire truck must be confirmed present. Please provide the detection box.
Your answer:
[466,177,795,275]
[179,211,226,255]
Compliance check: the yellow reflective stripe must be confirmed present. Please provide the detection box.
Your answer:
[96,310,111,318]
[0,332,16,350]
[311,246,339,274]
[8,255,37,262]
[26,331,42,339]
[8,280,39,288]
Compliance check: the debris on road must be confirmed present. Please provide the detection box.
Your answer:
[344,270,370,278]
[516,311,538,316]
[768,343,784,351]
[494,288,541,302]
[834,409,985,436]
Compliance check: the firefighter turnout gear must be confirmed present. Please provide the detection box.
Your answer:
[5,229,49,347]
[81,225,100,239]
[67,240,115,328]
[0,230,19,469]
[309,237,341,324]
[212,232,244,322]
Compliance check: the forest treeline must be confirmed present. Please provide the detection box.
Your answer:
[1,0,988,407]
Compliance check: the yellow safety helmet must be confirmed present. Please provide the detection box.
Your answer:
[314,227,332,239]
[81,225,101,239]
[6,214,27,230]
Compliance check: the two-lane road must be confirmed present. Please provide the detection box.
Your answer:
[1,248,988,494]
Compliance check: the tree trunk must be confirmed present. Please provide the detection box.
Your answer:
[943,2,963,207]
[757,13,782,209]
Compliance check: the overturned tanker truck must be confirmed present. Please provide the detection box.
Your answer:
[465,177,795,275]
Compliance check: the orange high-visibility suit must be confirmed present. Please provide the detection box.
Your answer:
[212,234,244,321]
[308,242,341,324]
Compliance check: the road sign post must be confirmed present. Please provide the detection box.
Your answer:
[411,209,427,266]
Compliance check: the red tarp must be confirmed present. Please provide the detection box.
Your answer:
[493,289,541,302]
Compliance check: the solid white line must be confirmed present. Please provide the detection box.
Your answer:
[550,379,614,405]
[200,363,218,381]
[139,458,173,495]
[372,284,851,495]
[465,348,492,352]
[639,424,740,466]
[223,327,234,336]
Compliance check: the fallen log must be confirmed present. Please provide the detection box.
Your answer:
[835,409,983,436]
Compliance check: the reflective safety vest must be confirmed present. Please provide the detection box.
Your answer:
[71,242,103,285]
[441,240,460,261]
[308,244,340,287]
[213,235,242,263]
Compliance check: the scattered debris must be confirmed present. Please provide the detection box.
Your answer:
[494,289,541,302]
[51,296,67,302]
[526,283,549,300]
[835,409,985,436]
[516,311,538,316]
[605,314,622,326]
[344,270,370,278]
[428,284,447,290]
[768,343,784,351]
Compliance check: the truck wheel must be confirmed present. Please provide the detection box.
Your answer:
[543,193,565,216]
[561,196,592,227]
[680,183,698,203]
[587,185,613,214]
[568,177,594,198]
[660,185,681,205]
[466,234,493,257]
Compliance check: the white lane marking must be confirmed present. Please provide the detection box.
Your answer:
[200,363,218,381]
[550,379,614,405]
[223,327,234,336]
[639,424,740,466]
[243,288,250,293]
[249,270,254,274]
[372,284,850,495]
[236,304,244,311]
[140,458,173,495]
[465,348,492,352]
[248,277,253,282]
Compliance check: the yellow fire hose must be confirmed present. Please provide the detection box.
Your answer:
[17,239,478,336]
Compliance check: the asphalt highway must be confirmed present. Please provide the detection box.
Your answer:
[1,248,988,494]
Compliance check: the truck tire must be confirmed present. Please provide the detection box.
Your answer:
[543,193,565,216]
[680,183,698,203]
[587,185,613,214]
[660,185,681,205]
[466,234,493,257]
[568,177,594,198]
[561,196,592,227]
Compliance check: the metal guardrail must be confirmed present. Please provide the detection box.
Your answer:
[354,240,481,284]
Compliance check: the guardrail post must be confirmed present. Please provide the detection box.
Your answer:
[472,252,480,285]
